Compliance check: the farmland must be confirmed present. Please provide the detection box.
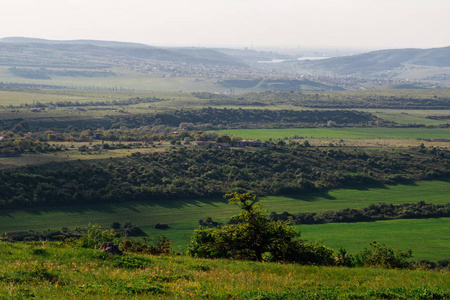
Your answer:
[1,179,448,259]
[0,85,449,300]
[212,127,450,140]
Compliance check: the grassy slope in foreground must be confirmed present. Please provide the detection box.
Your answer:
[0,179,449,259]
[211,127,450,140]
[0,242,448,299]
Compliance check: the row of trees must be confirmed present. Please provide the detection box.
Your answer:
[0,108,383,133]
[193,91,450,109]
[269,201,450,224]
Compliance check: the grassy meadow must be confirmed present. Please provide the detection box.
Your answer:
[1,179,448,259]
[0,242,448,299]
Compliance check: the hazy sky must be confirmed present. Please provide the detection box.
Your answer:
[1,0,449,49]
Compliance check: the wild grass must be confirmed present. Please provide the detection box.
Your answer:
[0,241,448,299]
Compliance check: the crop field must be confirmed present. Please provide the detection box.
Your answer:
[212,127,450,140]
[299,218,450,261]
[0,67,222,92]
[1,179,448,258]
[367,109,450,126]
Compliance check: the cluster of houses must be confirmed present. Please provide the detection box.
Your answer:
[196,139,272,149]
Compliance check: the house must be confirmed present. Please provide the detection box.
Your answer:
[196,141,231,149]
[238,140,272,147]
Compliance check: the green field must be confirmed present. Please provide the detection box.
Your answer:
[300,218,450,261]
[1,179,448,259]
[212,127,450,140]
[368,109,450,126]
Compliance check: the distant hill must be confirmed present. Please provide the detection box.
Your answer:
[0,37,152,48]
[0,37,246,68]
[291,47,450,78]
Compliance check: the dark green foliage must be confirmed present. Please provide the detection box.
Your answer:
[120,236,172,255]
[110,222,121,229]
[1,223,145,242]
[270,201,450,225]
[199,217,221,228]
[355,241,413,269]
[113,255,152,269]
[77,224,116,249]
[188,193,334,264]
[194,91,450,110]
[154,223,169,230]
[30,248,48,256]
[0,147,448,209]
[0,107,381,132]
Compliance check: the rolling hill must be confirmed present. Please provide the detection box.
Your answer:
[286,46,450,81]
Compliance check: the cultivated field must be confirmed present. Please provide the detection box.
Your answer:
[212,127,450,140]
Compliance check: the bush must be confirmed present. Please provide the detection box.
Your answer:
[154,223,169,230]
[120,236,172,255]
[355,241,413,269]
[78,224,116,249]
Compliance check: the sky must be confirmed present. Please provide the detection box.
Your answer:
[1,0,449,50]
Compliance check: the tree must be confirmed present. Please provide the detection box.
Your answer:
[187,193,334,264]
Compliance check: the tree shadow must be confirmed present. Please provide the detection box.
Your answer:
[0,196,230,217]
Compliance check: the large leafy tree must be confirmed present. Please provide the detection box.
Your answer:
[187,193,334,264]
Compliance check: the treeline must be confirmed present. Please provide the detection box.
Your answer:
[269,201,450,225]
[0,108,383,132]
[0,82,68,90]
[193,91,450,109]
[0,146,448,209]
[1,222,145,242]
[8,67,117,80]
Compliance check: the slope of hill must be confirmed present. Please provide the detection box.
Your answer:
[0,241,448,299]
[0,37,246,68]
[288,47,450,81]
[0,36,152,48]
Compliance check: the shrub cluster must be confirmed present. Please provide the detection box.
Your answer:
[269,201,450,225]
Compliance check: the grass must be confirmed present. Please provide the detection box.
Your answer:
[0,147,169,168]
[299,218,450,261]
[0,179,448,259]
[367,109,450,126]
[211,127,450,140]
[0,242,448,299]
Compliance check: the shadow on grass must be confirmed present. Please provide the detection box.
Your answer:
[275,181,390,202]
[0,196,230,218]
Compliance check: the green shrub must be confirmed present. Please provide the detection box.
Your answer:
[77,224,116,249]
[355,241,413,269]
[120,236,172,255]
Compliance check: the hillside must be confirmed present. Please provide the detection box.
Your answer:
[0,37,246,69]
[0,241,448,299]
[284,47,450,81]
